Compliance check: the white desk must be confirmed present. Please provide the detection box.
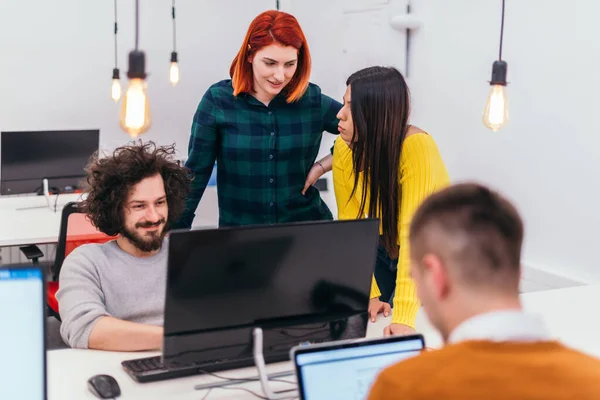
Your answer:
[0,194,82,246]
[47,319,395,400]
[0,189,220,247]
[47,285,600,399]
[47,350,296,400]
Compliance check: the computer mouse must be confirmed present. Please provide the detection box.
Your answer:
[87,374,121,399]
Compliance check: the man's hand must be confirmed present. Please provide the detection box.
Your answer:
[383,323,417,337]
[368,298,391,322]
[302,163,326,195]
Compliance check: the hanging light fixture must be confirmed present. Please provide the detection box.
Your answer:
[110,0,121,102]
[482,0,509,132]
[119,0,151,138]
[169,0,180,86]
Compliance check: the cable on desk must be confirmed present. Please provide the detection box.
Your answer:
[199,388,212,400]
[200,385,299,400]
[208,385,269,399]
[195,369,297,399]
[52,189,60,213]
[197,369,296,385]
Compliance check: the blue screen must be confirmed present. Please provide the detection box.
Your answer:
[296,338,423,400]
[0,268,45,399]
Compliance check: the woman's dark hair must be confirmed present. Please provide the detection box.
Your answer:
[81,141,193,236]
[347,66,411,259]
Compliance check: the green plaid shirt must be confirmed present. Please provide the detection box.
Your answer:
[175,79,342,228]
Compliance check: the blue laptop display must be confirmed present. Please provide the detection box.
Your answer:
[292,334,425,400]
[0,265,46,400]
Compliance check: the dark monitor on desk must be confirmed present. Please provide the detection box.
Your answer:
[0,129,99,195]
[0,265,46,399]
[163,219,380,369]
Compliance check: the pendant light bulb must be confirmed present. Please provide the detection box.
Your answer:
[483,0,509,132]
[111,68,122,102]
[169,51,180,86]
[482,60,508,132]
[119,51,151,137]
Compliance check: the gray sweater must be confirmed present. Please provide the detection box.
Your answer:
[56,240,167,349]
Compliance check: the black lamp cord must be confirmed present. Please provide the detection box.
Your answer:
[113,0,118,69]
[135,0,139,51]
[172,0,177,53]
[499,0,505,60]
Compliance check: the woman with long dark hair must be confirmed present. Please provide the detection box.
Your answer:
[333,66,450,336]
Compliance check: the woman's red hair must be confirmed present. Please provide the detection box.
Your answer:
[229,10,311,103]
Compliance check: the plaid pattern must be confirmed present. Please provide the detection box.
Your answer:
[175,80,342,228]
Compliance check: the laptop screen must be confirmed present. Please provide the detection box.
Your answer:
[294,336,424,400]
[0,266,46,400]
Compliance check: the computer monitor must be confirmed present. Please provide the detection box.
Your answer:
[292,334,425,400]
[162,219,380,369]
[0,265,46,400]
[0,129,99,195]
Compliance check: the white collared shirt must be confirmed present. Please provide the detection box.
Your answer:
[448,310,551,344]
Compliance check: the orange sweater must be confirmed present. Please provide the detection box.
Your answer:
[369,341,600,400]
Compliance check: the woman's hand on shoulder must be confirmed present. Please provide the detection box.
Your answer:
[302,162,326,195]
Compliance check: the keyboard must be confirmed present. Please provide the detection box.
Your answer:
[121,355,255,383]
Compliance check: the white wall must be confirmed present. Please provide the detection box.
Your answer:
[404,0,600,283]
[0,0,276,228]
[291,0,600,283]
[2,0,599,283]
[0,0,275,153]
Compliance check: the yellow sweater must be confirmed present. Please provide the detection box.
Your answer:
[368,341,600,399]
[332,133,450,327]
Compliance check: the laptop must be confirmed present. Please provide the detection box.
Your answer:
[292,334,425,400]
[122,218,380,382]
[0,264,47,400]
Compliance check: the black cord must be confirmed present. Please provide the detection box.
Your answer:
[201,385,298,400]
[199,388,212,400]
[172,0,176,52]
[113,0,118,68]
[196,369,297,399]
[275,327,330,340]
[53,190,60,213]
[210,386,270,399]
[198,369,295,385]
[135,0,139,50]
[197,369,257,384]
[276,322,329,331]
[499,0,505,60]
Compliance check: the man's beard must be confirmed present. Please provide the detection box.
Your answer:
[120,219,167,253]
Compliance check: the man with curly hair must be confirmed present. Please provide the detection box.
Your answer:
[57,142,192,351]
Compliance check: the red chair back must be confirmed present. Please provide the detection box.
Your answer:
[49,202,116,317]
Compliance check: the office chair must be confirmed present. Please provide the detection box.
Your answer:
[19,202,114,320]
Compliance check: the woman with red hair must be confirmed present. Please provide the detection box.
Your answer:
[176,10,341,229]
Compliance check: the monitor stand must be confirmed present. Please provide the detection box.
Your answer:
[253,327,298,400]
[193,328,297,397]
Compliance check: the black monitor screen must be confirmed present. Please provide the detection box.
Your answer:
[0,130,99,195]
[163,219,380,367]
